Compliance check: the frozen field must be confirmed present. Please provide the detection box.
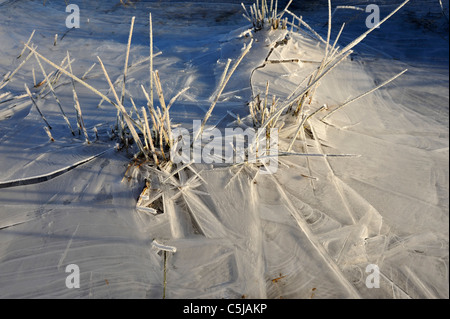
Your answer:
[0,0,448,299]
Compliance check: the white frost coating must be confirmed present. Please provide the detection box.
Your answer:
[0,0,447,299]
[136,206,158,215]
[152,240,177,253]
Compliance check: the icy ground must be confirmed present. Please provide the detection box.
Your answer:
[0,0,448,298]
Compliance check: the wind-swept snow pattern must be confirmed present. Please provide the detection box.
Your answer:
[0,0,448,299]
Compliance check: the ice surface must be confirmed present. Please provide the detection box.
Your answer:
[0,0,448,299]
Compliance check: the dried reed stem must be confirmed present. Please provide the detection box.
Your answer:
[153,70,173,148]
[97,56,147,158]
[34,52,75,135]
[195,39,253,142]
[17,30,35,59]
[333,0,410,61]
[24,84,51,129]
[44,126,55,142]
[149,13,154,116]
[287,105,326,152]
[72,88,90,144]
[142,107,159,165]
[323,69,408,120]
[24,44,114,106]
[121,16,135,106]
[0,49,34,90]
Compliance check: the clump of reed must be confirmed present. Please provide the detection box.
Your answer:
[0,10,253,191]
[245,0,411,154]
[242,0,293,31]
[0,26,103,144]
[8,15,180,169]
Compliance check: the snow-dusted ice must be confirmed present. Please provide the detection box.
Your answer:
[0,0,448,299]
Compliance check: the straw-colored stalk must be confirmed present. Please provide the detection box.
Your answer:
[295,0,332,114]
[141,84,160,134]
[331,0,410,63]
[65,51,80,133]
[24,44,115,107]
[153,70,173,149]
[254,50,352,141]
[195,39,253,142]
[285,9,326,44]
[72,88,91,144]
[97,56,147,158]
[17,30,35,59]
[0,49,35,90]
[149,13,154,117]
[24,84,51,129]
[39,55,71,95]
[43,126,55,142]
[34,52,76,136]
[120,16,135,106]
[322,69,408,121]
[32,68,36,87]
[287,104,326,152]
[245,0,291,30]
[141,107,159,166]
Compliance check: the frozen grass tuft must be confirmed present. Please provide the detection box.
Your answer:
[242,0,293,31]
[245,0,410,157]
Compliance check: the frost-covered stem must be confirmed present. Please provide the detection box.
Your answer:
[294,50,352,115]
[141,84,160,133]
[218,58,231,90]
[24,84,51,129]
[24,44,115,106]
[195,39,253,142]
[287,105,326,152]
[167,86,190,111]
[0,49,34,90]
[121,16,135,106]
[323,69,408,120]
[97,56,147,158]
[17,29,35,59]
[34,52,75,136]
[277,0,292,19]
[65,51,81,134]
[329,22,345,61]
[81,63,96,80]
[153,70,173,149]
[325,0,332,57]
[286,68,317,101]
[149,13,155,116]
[39,55,69,95]
[256,50,351,142]
[274,0,278,18]
[241,3,251,21]
[32,68,36,87]
[333,0,410,61]
[286,9,326,44]
[142,107,159,166]
[163,250,167,299]
[72,88,90,144]
[44,126,55,142]
[300,0,332,110]
[130,97,141,123]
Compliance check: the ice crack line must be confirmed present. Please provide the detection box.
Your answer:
[0,149,111,189]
